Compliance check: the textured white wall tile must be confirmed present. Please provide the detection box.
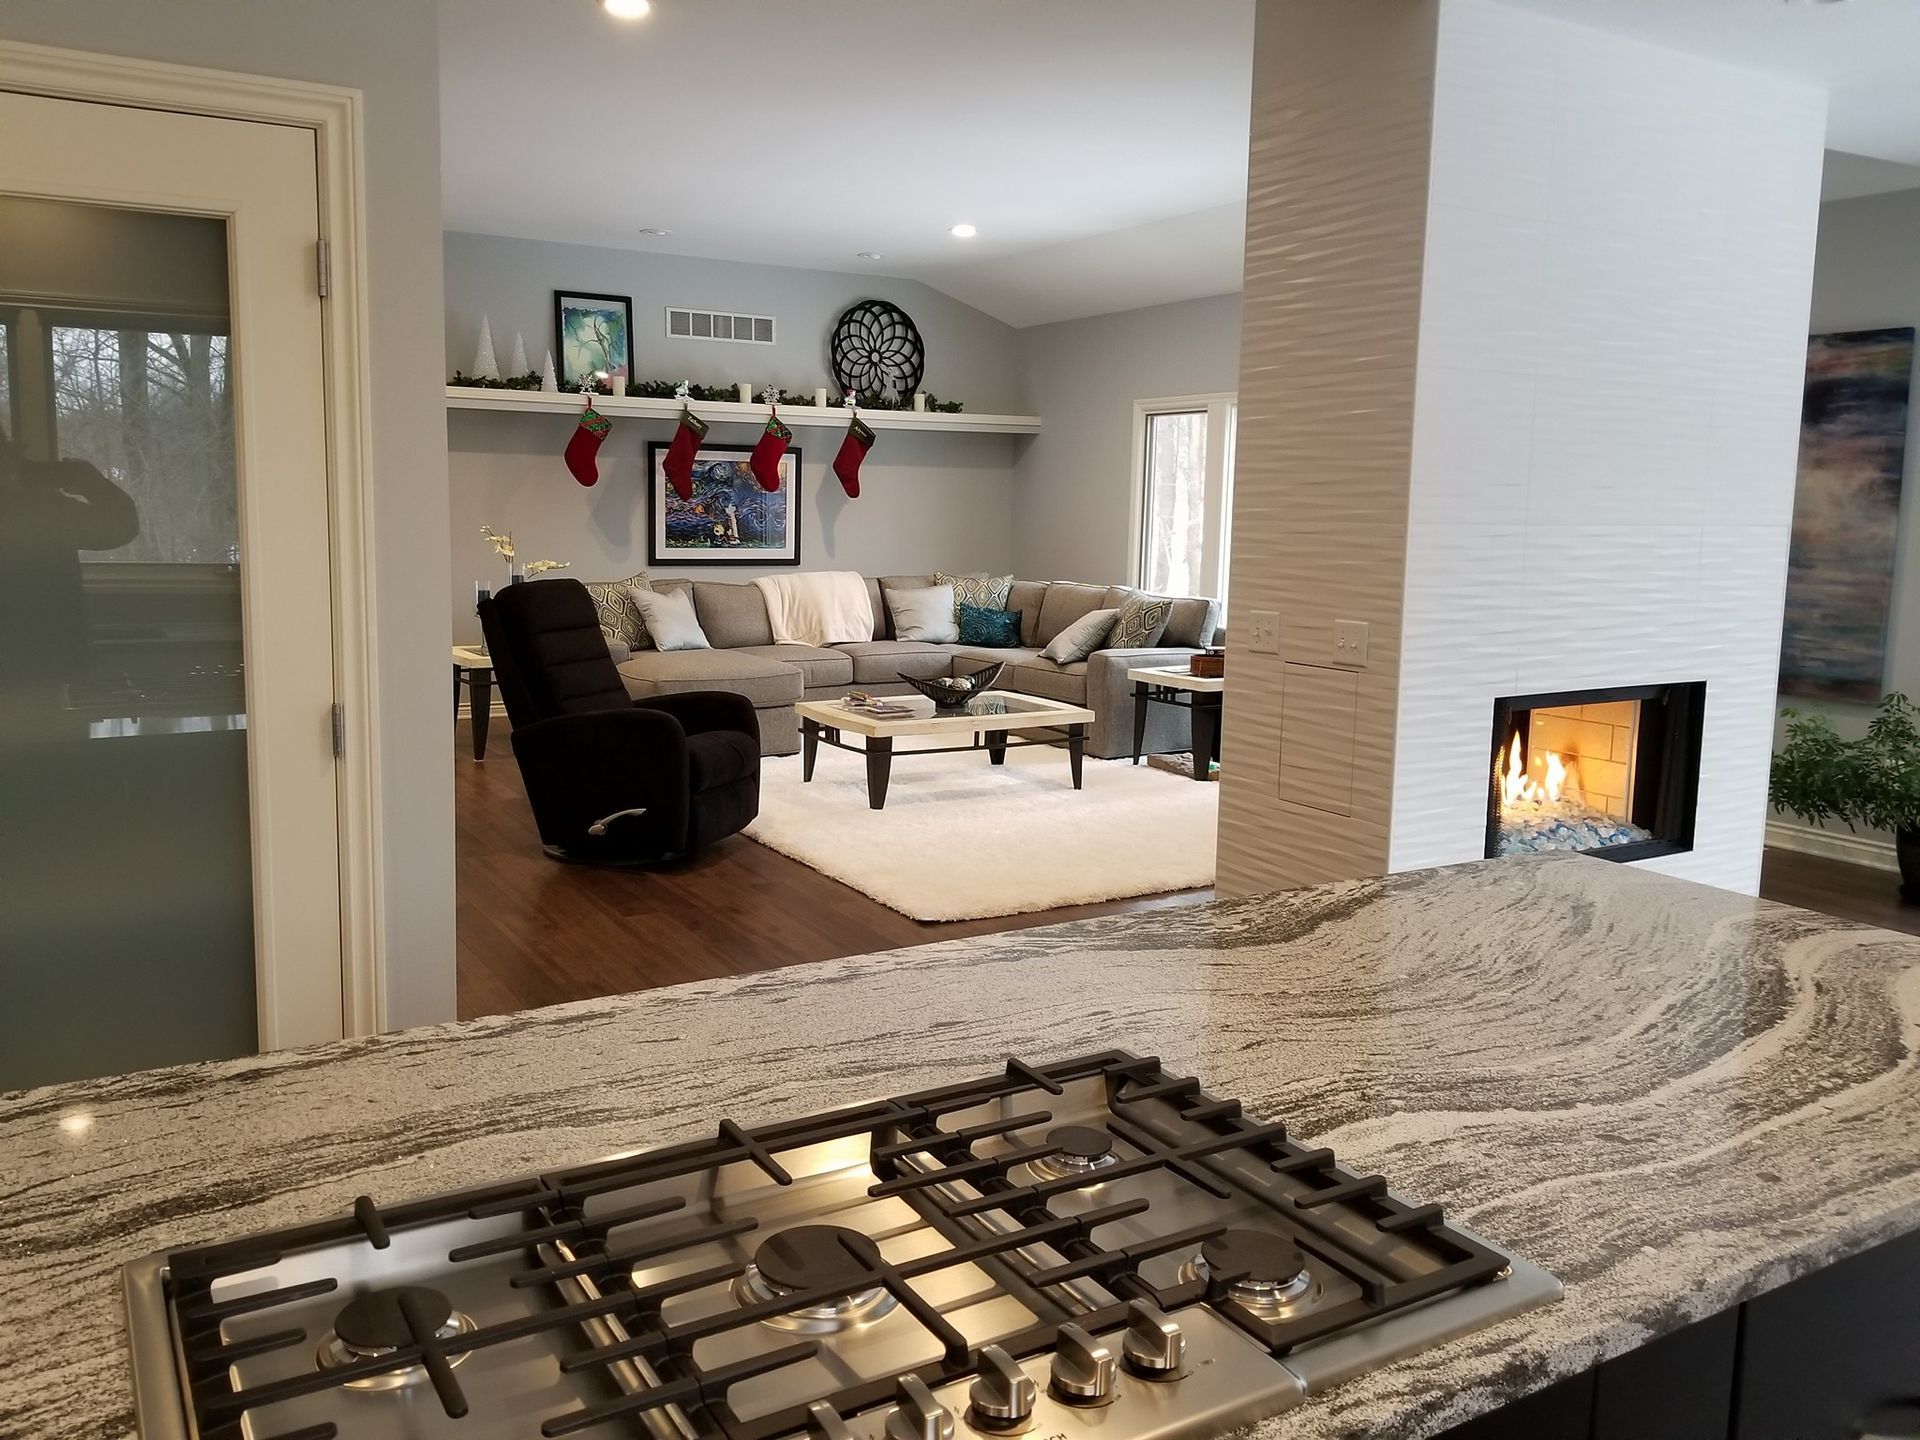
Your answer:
[1526,376,1715,529]
[1391,0,1826,892]
[1419,201,1548,375]
[1408,365,1538,525]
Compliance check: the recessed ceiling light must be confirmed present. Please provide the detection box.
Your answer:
[856,251,885,261]
[637,227,671,236]
[949,223,978,239]
[601,0,651,18]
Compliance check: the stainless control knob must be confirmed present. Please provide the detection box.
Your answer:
[1048,1323,1117,1405]
[1121,1300,1186,1378]
[807,1402,854,1440]
[968,1345,1037,1428]
[885,1375,955,1440]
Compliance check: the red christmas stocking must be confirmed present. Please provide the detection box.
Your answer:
[662,407,708,501]
[749,412,793,493]
[564,405,611,487]
[832,416,874,498]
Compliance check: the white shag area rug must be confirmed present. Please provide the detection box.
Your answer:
[743,738,1217,921]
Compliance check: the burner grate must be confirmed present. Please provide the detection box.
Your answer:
[157,1052,1510,1440]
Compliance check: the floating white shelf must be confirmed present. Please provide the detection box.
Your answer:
[445,387,1041,435]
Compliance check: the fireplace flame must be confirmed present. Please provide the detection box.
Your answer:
[1499,736,1568,807]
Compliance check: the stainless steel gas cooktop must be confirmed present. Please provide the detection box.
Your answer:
[123,1051,1560,1440]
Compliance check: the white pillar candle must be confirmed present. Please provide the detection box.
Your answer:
[737,382,753,403]
[911,392,928,412]
[813,387,828,407]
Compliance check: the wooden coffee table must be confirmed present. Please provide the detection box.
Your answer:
[795,692,1097,810]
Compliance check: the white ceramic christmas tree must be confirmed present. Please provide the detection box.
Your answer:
[540,350,559,393]
[507,332,529,378]
[472,316,500,382]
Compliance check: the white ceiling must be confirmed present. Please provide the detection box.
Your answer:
[437,0,1255,329]
[1500,0,1920,166]
[1822,150,1920,202]
[440,0,1920,329]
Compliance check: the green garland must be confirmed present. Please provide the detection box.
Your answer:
[450,370,543,391]
[449,372,965,412]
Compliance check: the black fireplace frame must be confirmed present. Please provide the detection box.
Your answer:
[1485,681,1707,864]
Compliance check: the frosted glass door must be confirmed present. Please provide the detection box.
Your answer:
[0,92,344,1090]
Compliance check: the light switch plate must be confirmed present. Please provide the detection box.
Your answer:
[1248,610,1280,655]
[1333,619,1370,668]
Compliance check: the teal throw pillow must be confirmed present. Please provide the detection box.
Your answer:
[957,604,1021,647]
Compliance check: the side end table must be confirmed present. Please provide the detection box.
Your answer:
[452,645,494,760]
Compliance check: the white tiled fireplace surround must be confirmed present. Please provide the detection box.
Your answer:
[1387,0,1824,895]
[1220,0,1826,899]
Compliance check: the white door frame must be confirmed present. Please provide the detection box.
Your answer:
[0,40,385,1040]
[1127,392,1238,599]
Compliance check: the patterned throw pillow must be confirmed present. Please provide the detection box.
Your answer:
[934,571,1014,615]
[582,573,652,650]
[956,604,1021,647]
[1109,593,1174,650]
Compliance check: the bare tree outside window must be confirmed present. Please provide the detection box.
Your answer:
[50,324,236,564]
[1143,410,1207,596]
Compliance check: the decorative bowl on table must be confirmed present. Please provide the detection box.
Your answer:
[898,663,1006,712]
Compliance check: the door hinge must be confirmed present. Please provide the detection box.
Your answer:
[316,238,332,299]
[330,702,346,759]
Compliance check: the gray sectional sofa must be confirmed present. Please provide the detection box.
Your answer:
[598,574,1221,760]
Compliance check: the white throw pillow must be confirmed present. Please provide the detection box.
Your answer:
[630,587,711,652]
[887,583,960,643]
[1041,607,1118,664]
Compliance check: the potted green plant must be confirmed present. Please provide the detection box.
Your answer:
[1771,692,1920,902]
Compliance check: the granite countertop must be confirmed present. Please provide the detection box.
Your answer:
[5,853,1920,1440]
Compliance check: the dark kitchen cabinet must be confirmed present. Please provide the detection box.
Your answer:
[1733,1224,1920,1440]
[1593,1308,1736,1440]
[1437,1310,1734,1440]
[1440,1370,1593,1439]
[1437,1228,1920,1440]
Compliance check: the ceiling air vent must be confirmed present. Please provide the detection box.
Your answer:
[666,307,776,345]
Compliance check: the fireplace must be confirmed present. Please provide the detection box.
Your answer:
[1485,683,1706,863]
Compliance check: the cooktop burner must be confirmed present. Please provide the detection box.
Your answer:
[736,1226,902,1333]
[1027,1124,1119,1181]
[121,1050,1562,1440]
[753,1226,875,1295]
[1189,1230,1316,1314]
[334,1284,456,1350]
[315,1284,477,1393]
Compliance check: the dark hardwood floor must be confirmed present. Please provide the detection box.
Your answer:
[454,722,1918,1019]
[454,722,1213,1020]
[1757,845,1919,937]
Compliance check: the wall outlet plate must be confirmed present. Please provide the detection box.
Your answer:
[1333,619,1370,667]
[1248,610,1280,655]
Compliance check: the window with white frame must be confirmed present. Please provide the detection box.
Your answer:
[1132,394,1236,604]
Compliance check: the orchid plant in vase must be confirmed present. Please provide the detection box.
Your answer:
[480,525,517,586]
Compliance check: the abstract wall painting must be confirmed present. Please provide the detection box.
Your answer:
[647,443,801,566]
[553,290,633,392]
[1780,326,1914,703]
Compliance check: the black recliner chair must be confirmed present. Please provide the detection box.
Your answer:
[478,579,760,863]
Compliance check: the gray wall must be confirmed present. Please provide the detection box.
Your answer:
[1773,187,1920,848]
[446,231,1029,409]
[0,0,456,1029]
[444,232,1023,637]
[447,414,1013,642]
[1010,294,1242,583]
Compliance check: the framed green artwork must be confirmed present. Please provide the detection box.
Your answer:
[553,290,632,392]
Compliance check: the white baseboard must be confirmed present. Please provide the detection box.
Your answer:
[1765,819,1900,873]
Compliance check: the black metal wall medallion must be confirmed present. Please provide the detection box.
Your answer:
[829,299,926,398]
